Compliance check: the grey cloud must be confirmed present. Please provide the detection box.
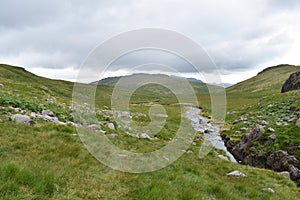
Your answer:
[0,0,299,77]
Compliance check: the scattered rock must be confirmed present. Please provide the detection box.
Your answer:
[88,124,101,131]
[106,134,118,139]
[11,114,34,125]
[185,150,193,154]
[227,170,246,177]
[232,119,241,124]
[281,71,300,93]
[0,83,3,88]
[107,123,115,130]
[240,127,248,131]
[262,188,275,193]
[261,120,268,126]
[234,130,242,134]
[218,155,229,161]
[268,127,275,132]
[42,110,55,117]
[139,133,152,140]
[30,112,38,118]
[280,171,290,179]
[268,134,276,140]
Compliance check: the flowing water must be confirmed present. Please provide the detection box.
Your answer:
[185,106,237,163]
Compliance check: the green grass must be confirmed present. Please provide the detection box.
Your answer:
[0,64,300,199]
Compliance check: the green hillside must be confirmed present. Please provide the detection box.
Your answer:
[223,65,300,182]
[0,64,299,199]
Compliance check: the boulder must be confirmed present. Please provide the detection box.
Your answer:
[227,170,246,177]
[266,150,298,171]
[107,123,115,130]
[11,114,34,125]
[281,71,300,93]
[232,125,264,161]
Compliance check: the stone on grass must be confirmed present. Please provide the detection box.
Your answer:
[88,124,100,131]
[139,133,152,140]
[107,123,115,130]
[280,171,290,179]
[11,114,34,125]
[268,134,276,140]
[218,155,229,161]
[268,127,275,132]
[262,188,275,193]
[261,120,268,126]
[227,170,246,177]
[0,83,3,87]
[106,134,118,139]
[42,110,55,117]
[296,118,300,128]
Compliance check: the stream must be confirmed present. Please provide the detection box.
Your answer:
[185,106,237,163]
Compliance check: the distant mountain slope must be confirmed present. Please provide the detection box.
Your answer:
[227,64,300,94]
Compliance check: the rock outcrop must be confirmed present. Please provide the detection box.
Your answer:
[232,125,264,162]
[11,114,34,125]
[281,71,300,93]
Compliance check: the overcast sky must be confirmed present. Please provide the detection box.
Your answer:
[1,0,300,83]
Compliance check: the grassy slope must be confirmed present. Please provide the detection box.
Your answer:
[0,64,299,199]
[224,65,300,165]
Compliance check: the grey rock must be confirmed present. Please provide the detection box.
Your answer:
[88,124,100,131]
[240,127,248,131]
[267,150,298,171]
[42,110,55,117]
[139,133,152,139]
[107,123,115,130]
[262,188,275,193]
[296,118,300,128]
[261,120,268,126]
[227,170,246,177]
[30,112,38,118]
[106,134,118,139]
[281,71,300,93]
[11,114,34,125]
[280,171,290,179]
[288,165,300,186]
[218,155,229,161]
[268,127,275,132]
[185,150,193,154]
[232,125,264,161]
[268,134,276,140]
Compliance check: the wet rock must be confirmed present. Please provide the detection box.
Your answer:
[227,170,246,177]
[107,123,115,130]
[11,114,34,125]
